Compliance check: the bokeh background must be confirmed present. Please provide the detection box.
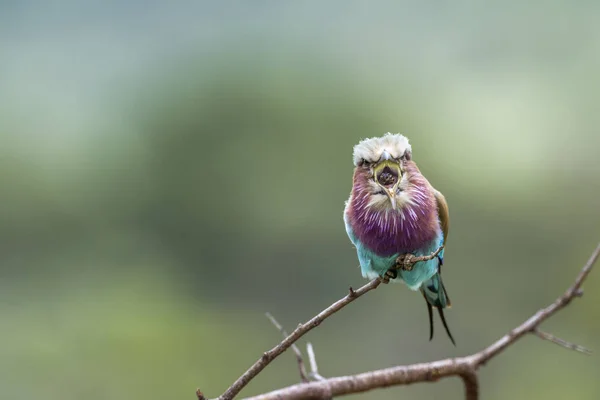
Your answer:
[2,2,600,399]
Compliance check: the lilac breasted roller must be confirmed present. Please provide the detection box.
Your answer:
[344,133,454,344]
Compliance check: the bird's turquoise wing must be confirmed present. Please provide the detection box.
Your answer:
[419,187,455,344]
[420,188,450,307]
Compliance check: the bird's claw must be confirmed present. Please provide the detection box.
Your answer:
[384,268,398,280]
[396,253,416,271]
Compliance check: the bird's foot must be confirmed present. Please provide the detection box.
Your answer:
[384,268,398,281]
[396,253,416,271]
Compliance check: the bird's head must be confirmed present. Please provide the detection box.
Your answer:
[351,133,416,211]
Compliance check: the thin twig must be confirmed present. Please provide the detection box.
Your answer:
[307,343,326,381]
[533,329,592,355]
[265,312,309,382]
[228,241,599,400]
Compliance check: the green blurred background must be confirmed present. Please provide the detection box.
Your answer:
[1,2,599,399]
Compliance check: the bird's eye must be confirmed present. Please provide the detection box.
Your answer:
[360,159,371,167]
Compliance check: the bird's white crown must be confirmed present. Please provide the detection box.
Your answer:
[352,133,412,166]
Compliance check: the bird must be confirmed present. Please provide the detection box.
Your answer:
[343,133,455,344]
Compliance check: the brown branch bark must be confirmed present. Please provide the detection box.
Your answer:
[460,370,479,400]
[202,242,598,400]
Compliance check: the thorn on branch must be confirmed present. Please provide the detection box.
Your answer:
[348,286,356,298]
[533,329,592,355]
[195,389,207,400]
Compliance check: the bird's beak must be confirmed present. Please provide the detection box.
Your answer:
[373,160,401,210]
[387,187,397,210]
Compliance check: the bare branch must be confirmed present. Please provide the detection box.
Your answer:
[533,329,592,355]
[240,242,599,400]
[201,242,599,400]
[265,312,309,382]
[243,359,476,400]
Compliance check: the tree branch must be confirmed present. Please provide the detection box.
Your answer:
[459,370,479,400]
[202,242,598,400]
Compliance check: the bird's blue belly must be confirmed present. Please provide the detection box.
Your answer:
[355,234,443,290]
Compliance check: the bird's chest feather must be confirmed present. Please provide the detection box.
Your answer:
[345,197,440,257]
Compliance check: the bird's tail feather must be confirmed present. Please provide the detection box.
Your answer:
[421,272,455,345]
